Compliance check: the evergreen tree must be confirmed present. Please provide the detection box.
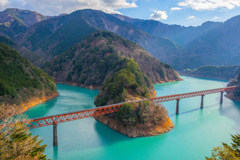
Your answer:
[0,105,48,160]
[206,134,240,160]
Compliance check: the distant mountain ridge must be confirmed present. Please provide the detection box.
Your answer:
[113,14,222,46]
[182,65,240,80]
[13,9,186,67]
[113,14,240,69]
[0,8,50,37]
[1,8,240,70]
[16,10,97,60]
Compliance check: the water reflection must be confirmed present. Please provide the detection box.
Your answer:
[53,146,58,160]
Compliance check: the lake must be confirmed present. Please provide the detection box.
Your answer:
[22,76,240,160]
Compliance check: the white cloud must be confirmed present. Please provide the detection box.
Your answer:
[213,16,219,20]
[178,0,240,10]
[0,0,9,7]
[149,10,168,20]
[187,15,196,19]
[170,7,182,11]
[0,0,137,15]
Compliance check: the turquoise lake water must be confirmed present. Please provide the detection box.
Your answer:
[22,76,240,160]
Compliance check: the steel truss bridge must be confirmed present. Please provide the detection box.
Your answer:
[6,86,238,146]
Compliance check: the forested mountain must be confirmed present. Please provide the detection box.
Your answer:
[0,44,57,117]
[1,8,240,70]
[14,9,184,66]
[44,31,181,89]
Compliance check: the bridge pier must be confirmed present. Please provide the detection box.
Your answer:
[176,99,180,115]
[220,92,223,104]
[53,124,58,146]
[200,95,204,109]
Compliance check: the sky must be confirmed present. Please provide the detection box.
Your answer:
[0,0,240,26]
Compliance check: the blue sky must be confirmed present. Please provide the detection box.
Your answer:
[119,0,240,26]
[0,0,240,26]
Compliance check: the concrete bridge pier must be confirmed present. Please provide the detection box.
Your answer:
[176,99,180,115]
[200,95,204,109]
[220,92,224,104]
[53,124,58,146]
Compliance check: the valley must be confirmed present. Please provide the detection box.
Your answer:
[1,6,240,160]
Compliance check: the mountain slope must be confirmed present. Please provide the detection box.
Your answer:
[16,9,186,67]
[186,15,240,66]
[17,10,96,60]
[0,8,49,37]
[78,10,187,66]
[44,31,181,89]
[114,14,240,68]
[182,65,240,80]
[0,35,45,67]
[113,14,222,46]
[0,44,57,117]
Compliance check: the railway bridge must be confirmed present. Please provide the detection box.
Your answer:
[9,86,239,146]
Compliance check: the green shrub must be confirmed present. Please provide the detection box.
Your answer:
[117,103,137,126]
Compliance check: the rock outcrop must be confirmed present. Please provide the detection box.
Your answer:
[226,73,240,101]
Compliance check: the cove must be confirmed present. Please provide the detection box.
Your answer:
[21,76,240,160]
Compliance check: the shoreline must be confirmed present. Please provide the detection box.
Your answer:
[19,91,59,115]
[55,78,183,90]
[95,115,174,138]
[180,73,230,81]
[225,92,240,102]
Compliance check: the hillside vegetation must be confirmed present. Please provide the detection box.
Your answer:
[182,65,240,80]
[94,56,174,137]
[0,44,57,117]
[94,58,153,106]
[44,31,181,89]
[0,35,45,67]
